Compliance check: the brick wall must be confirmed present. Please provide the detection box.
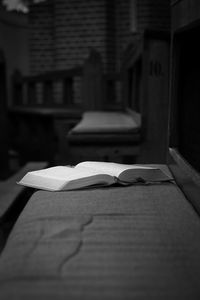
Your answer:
[28,0,170,105]
[137,0,170,33]
[29,0,109,74]
[29,0,170,74]
[54,0,107,71]
[105,0,116,73]
[115,0,170,64]
[29,0,54,74]
[115,0,131,71]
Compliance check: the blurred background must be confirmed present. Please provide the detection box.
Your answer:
[1,0,171,178]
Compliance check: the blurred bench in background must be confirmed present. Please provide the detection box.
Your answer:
[67,30,170,164]
[67,110,141,164]
[9,30,169,165]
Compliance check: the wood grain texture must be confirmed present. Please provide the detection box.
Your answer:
[0,170,200,299]
[172,0,200,31]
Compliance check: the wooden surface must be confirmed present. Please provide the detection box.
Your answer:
[0,162,48,218]
[120,31,170,164]
[12,67,82,107]
[170,3,200,172]
[138,31,170,163]
[67,111,141,163]
[82,49,105,110]
[172,0,200,31]
[0,166,200,299]
[169,0,200,189]
[0,50,9,179]
[168,148,200,217]
[8,106,82,118]
[69,111,141,134]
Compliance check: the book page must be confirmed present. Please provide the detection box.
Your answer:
[119,168,172,183]
[26,166,107,180]
[76,161,155,178]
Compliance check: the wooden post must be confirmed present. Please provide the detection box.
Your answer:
[0,50,9,178]
[139,31,170,163]
[82,49,105,110]
[12,69,23,106]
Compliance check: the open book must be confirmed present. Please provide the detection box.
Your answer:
[17,161,173,192]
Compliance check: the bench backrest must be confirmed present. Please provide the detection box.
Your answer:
[12,49,120,111]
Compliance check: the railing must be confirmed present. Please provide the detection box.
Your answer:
[12,67,83,108]
[12,49,122,111]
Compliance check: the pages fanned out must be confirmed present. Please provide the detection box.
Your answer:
[17,161,173,191]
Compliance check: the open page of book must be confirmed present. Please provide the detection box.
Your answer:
[18,166,115,191]
[76,161,172,183]
[76,161,157,177]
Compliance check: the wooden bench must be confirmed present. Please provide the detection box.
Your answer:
[9,64,84,165]
[0,5,200,298]
[9,30,170,166]
[67,30,170,164]
[9,49,121,165]
[0,158,199,299]
[67,110,141,163]
[66,49,140,163]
